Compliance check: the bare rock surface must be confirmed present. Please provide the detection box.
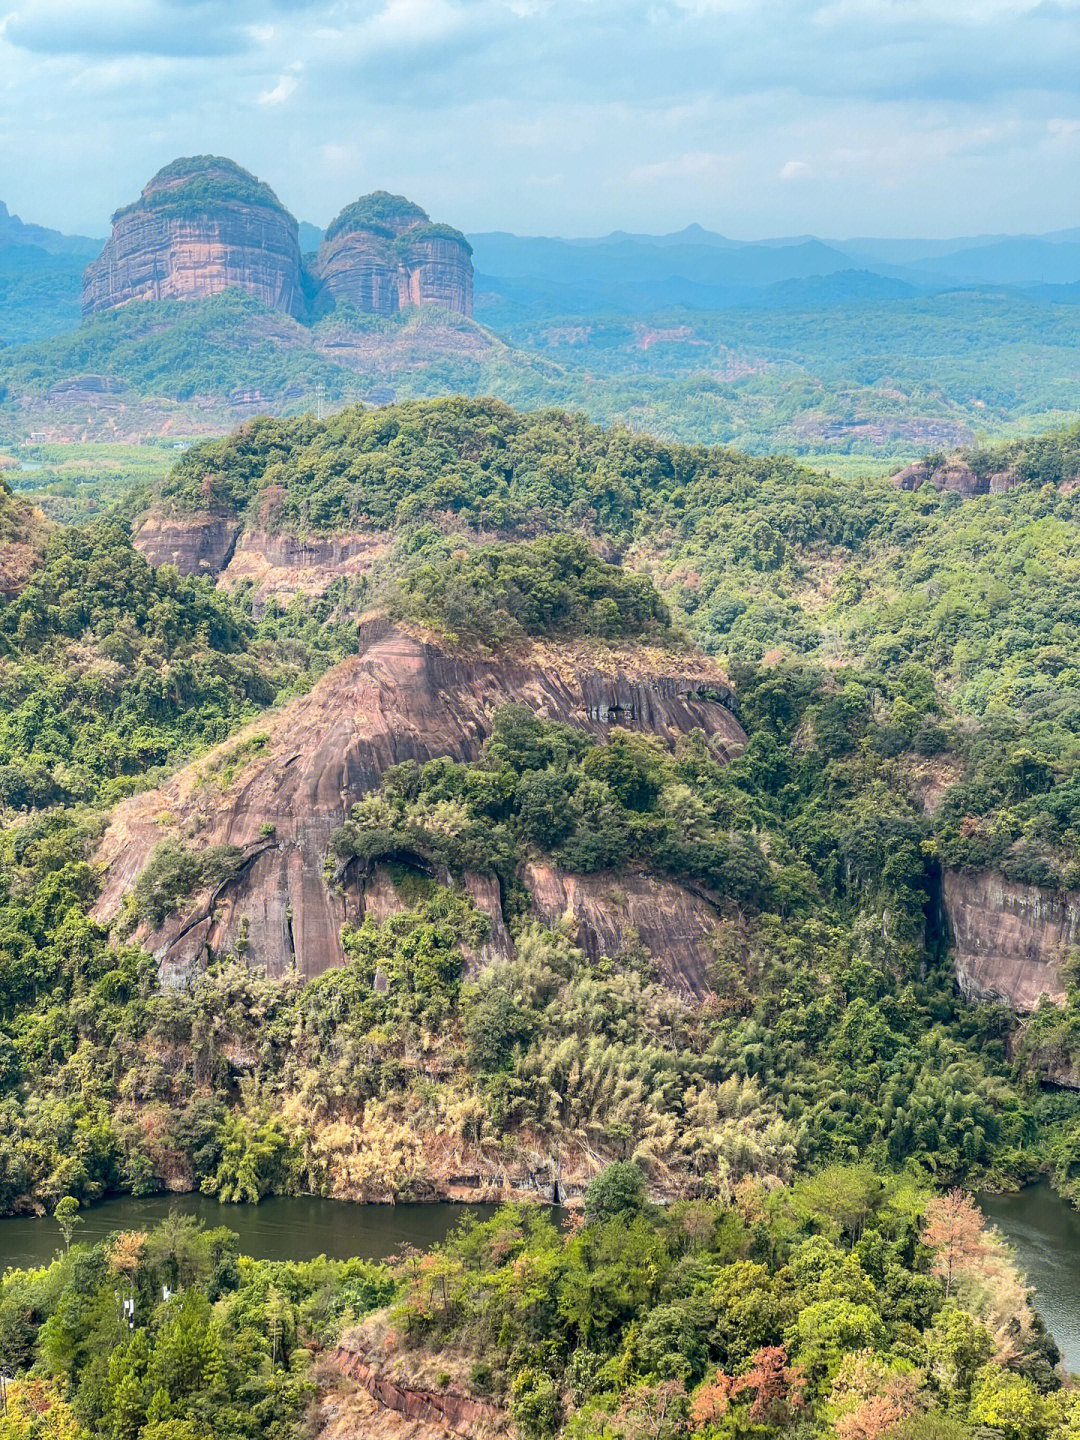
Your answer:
[93,621,745,983]
[83,157,304,318]
[943,868,1074,1010]
[133,509,241,575]
[217,526,392,601]
[523,861,720,997]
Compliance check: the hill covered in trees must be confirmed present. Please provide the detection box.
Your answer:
[5,400,1080,1436]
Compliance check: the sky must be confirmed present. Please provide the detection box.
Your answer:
[1,0,1078,240]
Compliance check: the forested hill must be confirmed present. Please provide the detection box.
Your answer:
[5,402,1080,1438]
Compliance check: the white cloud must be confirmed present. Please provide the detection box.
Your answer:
[779,159,813,179]
[258,74,297,104]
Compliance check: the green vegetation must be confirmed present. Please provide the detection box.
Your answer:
[4,285,1079,462]
[1,1177,1074,1439]
[323,190,429,243]
[5,398,1080,1433]
[384,532,676,642]
[112,157,291,224]
[385,1179,1074,1438]
[401,221,473,254]
[160,400,1080,893]
[1,292,358,410]
[0,1215,393,1439]
[923,419,1080,488]
[0,244,83,343]
[0,440,185,526]
[0,519,355,808]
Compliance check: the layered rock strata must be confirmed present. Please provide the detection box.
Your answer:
[312,192,473,317]
[82,157,304,317]
[943,868,1075,1010]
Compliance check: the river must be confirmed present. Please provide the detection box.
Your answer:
[979,1182,1080,1375]
[0,1193,508,1272]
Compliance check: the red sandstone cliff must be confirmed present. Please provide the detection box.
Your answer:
[891,458,1027,496]
[92,620,745,989]
[312,193,473,318]
[82,157,304,318]
[943,868,1074,1011]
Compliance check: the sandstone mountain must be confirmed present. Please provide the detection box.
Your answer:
[82,157,305,318]
[311,191,473,317]
[92,618,745,992]
[81,164,474,324]
[890,421,1080,496]
[890,457,1022,496]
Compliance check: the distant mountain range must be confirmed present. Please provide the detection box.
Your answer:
[0,200,103,258]
[467,222,1080,317]
[4,198,1079,327]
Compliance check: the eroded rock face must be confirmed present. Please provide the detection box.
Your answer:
[93,621,745,983]
[524,861,719,997]
[216,526,392,602]
[82,157,304,317]
[891,458,1030,497]
[943,868,1074,1010]
[312,192,473,317]
[133,510,241,576]
[326,1348,504,1440]
[891,459,987,495]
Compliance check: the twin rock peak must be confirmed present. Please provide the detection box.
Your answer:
[81,155,474,321]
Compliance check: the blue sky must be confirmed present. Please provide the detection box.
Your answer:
[1,0,1078,239]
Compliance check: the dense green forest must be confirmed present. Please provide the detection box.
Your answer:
[4,403,1080,1436]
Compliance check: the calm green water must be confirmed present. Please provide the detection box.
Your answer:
[0,1193,506,1272]
[979,1182,1080,1375]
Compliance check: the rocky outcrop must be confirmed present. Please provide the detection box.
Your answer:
[524,861,719,997]
[892,458,1026,497]
[133,509,240,576]
[82,157,304,318]
[943,868,1075,1011]
[93,621,744,983]
[215,525,393,602]
[312,193,473,317]
[892,459,985,495]
[326,1349,505,1439]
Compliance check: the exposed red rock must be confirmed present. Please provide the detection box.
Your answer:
[943,868,1073,1011]
[132,509,241,576]
[326,1349,506,1440]
[890,456,1032,497]
[216,525,392,602]
[523,861,720,997]
[82,157,304,318]
[312,193,473,318]
[92,620,744,984]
